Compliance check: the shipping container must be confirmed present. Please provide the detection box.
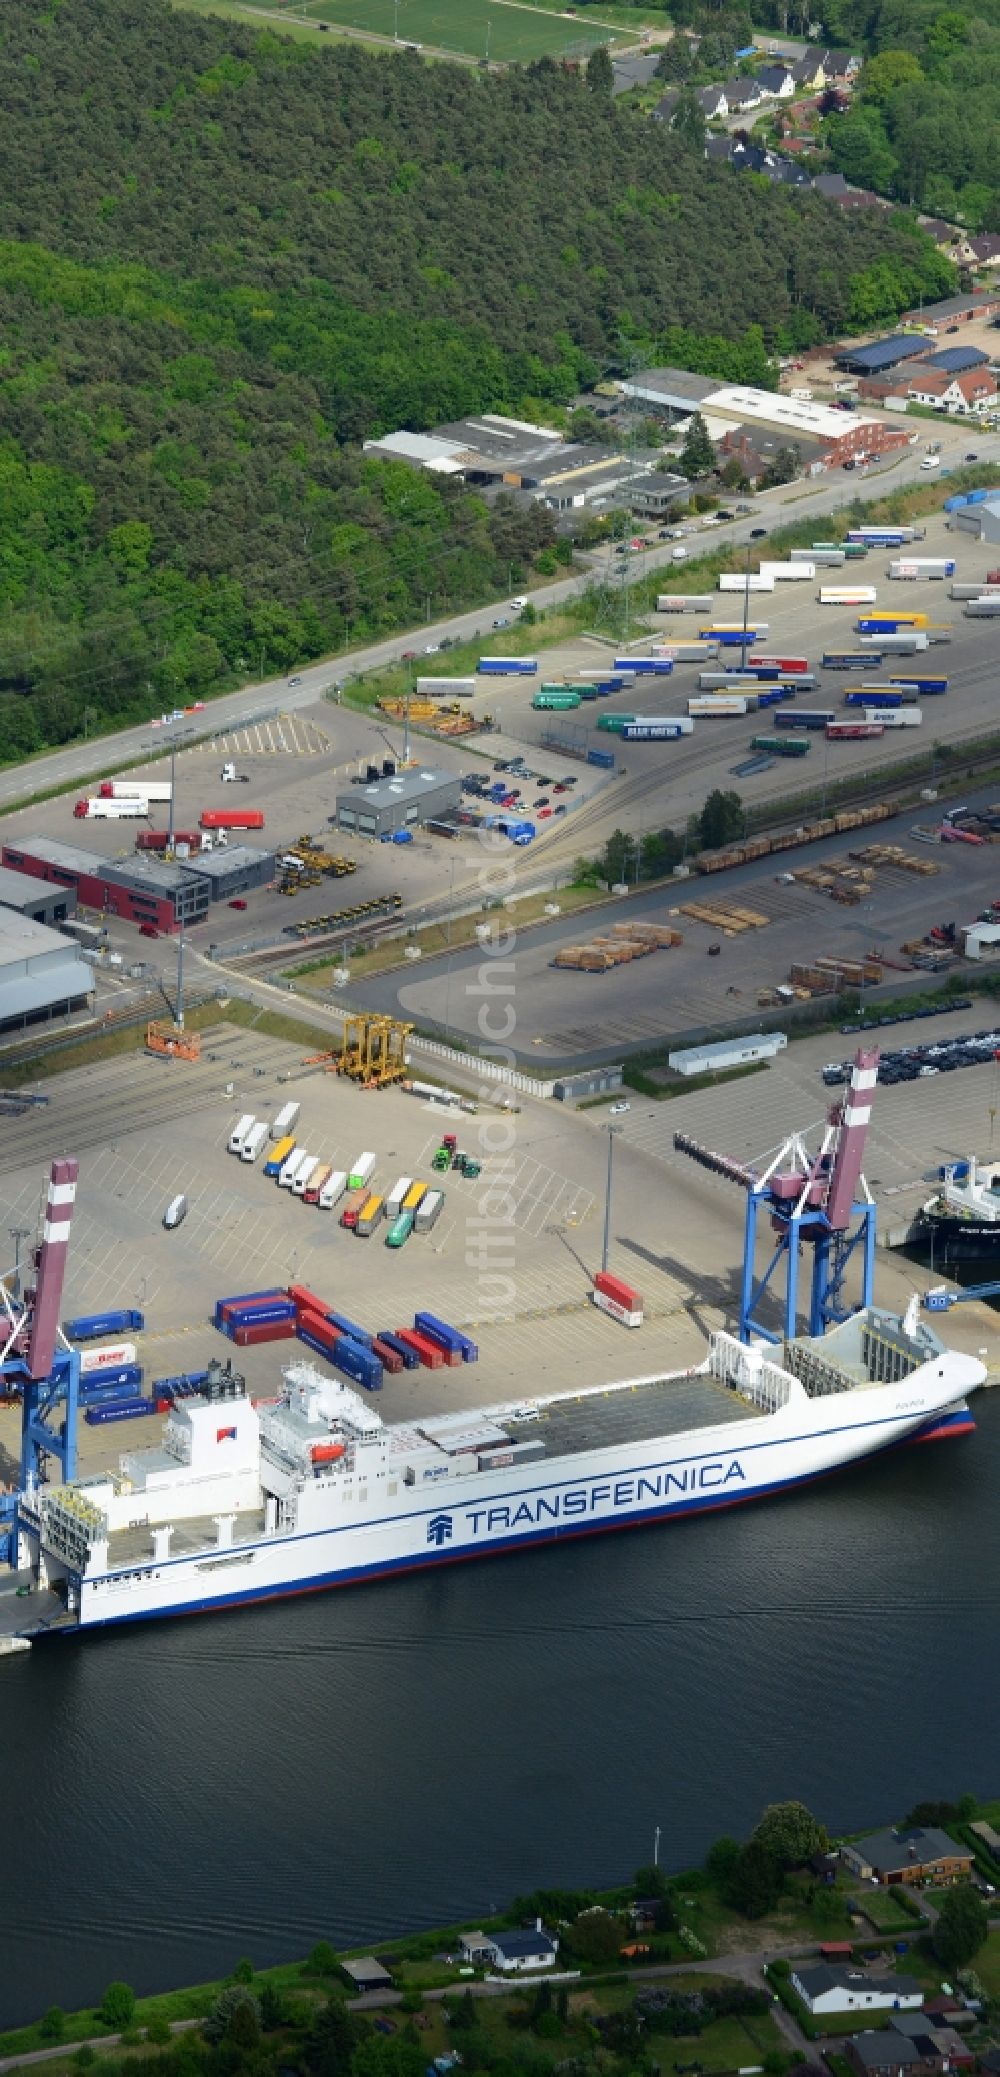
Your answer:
[333,1337,383,1392]
[74,796,148,820]
[859,631,929,651]
[272,1101,301,1141]
[886,677,948,695]
[826,720,885,740]
[199,807,265,830]
[214,1288,284,1323]
[687,696,749,716]
[775,710,836,731]
[847,527,921,545]
[856,613,929,631]
[241,1121,269,1164]
[100,780,173,802]
[819,587,878,605]
[698,673,761,692]
[414,1311,478,1363]
[532,690,581,709]
[278,1148,310,1191]
[80,1366,144,1400]
[751,657,810,674]
[84,1398,156,1425]
[758,562,815,582]
[393,1327,445,1370]
[263,1134,296,1178]
[612,656,675,672]
[135,828,202,852]
[751,735,809,757]
[64,1308,144,1341]
[233,1318,298,1346]
[845,688,905,708]
[964,597,1000,617]
[587,748,616,768]
[860,706,921,727]
[78,1341,138,1374]
[326,1309,374,1348]
[887,559,955,580]
[376,1329,421,1370]
[655,595,713,613]
[291,1154,321,1199]
[416,677,477,697]
[596,713,636,733]
[318,1169,347,1211]
[355,1193,384,1237]
[303,1163,332,1206]
[229,1112,256,1155]
[822,651,882,669]
[475,657,538,676]
[718,573,775,592]
[386,1176,413,1218]
[950,583,1000,600]
[401,1180,427,1213]
[793,547,845,566]
[654,643,715,663]
[348,1151,377,1192]
[287,1283,331,1319]
[414,1189,444,1232]
[371,1335,404,1374]
[385,1211,415,1248]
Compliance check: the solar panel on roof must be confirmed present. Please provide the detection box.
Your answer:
[837,335,928,373]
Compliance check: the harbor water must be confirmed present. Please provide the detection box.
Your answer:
[2,1394,998,2026]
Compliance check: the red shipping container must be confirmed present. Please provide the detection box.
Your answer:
[371,1337,403,1375]
[286,1284,332,1320]
[298,1310,340,1349]
[594,1270,641,1311]
[394,1328,444,1370]
[218,1290,286,1318]
[233,1319,297,1346]
[200,808,265,830]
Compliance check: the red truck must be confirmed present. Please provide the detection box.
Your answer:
[199,808,265,831]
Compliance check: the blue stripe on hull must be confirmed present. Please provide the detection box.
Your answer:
[77,1410,975,1632]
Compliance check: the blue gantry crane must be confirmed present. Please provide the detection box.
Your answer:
[0,1158,82,1562]
[674,1048,880,1344]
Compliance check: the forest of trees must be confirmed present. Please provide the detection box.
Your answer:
[0,0,953,755]
[821,9,1000,230]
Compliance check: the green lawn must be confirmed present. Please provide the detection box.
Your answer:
[852,1887,923,1935]
[256,0,623,58]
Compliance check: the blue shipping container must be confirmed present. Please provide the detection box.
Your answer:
[64,1308,144,1341]
[334,1339,383,1392]
[296,1325,341,1366]
[326,1309,374,1348]
[80,1367,144,1401]
[414,1311,478,1362]
[377,1331,420,1371]
[588,749,615,768]
[84,1398,156,1426]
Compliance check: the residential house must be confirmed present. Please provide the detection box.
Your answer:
[968,233,1000,270]
[459,1922,558,1973]
[790,1966,924,2019]
[839,1824,974,1885]
[789,53,826,89]
[340,1959,394,1992]
[813,172,851,199]
[905,365,998,415]
[723,75,763,113]
[820,48,861,80]
[845,2036,934,2077]
[757,63,796,97]
[698,83,729,117]
[889,2013,974,2065]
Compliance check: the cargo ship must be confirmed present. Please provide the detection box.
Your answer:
[914,1157,1000,1265]
[7,1299,982,1634]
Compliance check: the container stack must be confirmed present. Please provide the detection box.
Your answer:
[214,1289,298,1345]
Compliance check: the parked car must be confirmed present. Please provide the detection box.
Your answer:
[492,616,509,630]
[139,923,160,939]
[228,898,248,910]
[510,596,528,610]
[609,1100,630,1115]
[966,450,979,461]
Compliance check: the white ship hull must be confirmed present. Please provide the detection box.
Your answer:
[27,1367,975,1634]
[13,1308,982,1636]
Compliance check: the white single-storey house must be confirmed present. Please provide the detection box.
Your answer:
[791,1967,924,2018]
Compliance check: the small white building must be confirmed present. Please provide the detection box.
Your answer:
[460,1922,558,1973]
[791,1967,924,2018]
[668,1032,788,1078]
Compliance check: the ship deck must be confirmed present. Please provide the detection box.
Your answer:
[106,1507,267,1570]
[526,1371,766,1458]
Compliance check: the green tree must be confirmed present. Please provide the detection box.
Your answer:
[752,1802,828,1869]
[203,1986,261,2045]
[933,1884,989,1970]
[308,1942,338,1975]
[40,2008,65,2041]
[705,1836,741,1888]
[728,1840,784,1919]
[306,1996,358,2077]
[99,1984,135,2030]
[699,788,744,849]
[565,1908,623,1963]
[232,1958,255,1985]
[859,49,925,103]
[672,86,707,155]
[586,44,613,95]
[679,412,716,480]
[657,36,694,80]
[760,445,799,488]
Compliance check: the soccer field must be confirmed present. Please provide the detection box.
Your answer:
[265,0,622,60]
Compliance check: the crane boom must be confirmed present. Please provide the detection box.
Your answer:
[26,1156,79,1380]
[824,1047,879,1231]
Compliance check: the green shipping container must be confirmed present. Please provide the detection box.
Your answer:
[596,713,635,733]
[385,1211,415,1249]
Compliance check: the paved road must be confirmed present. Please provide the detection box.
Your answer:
[0,429,993,820]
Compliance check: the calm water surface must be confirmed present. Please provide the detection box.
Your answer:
[3,1395,997,2026]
